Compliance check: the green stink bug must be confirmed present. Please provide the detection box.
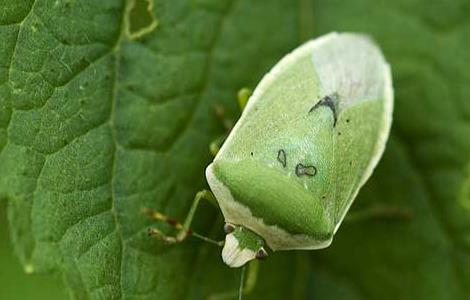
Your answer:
[145,32,393,272]
[207,32,393,267]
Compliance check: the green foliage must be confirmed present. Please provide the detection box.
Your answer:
[0,0,468,299]
[309,1,470,299]
[0,202,67,300]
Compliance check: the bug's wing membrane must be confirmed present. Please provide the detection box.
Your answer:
[312,34,388,112]
[309,34,393,229]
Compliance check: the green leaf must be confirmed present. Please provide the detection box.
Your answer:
[0,0,314,299]
[308,0,470,299]
[0,202,67,300]
[1,0,469,299]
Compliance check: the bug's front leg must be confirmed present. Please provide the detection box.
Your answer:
[142,190,223,247]
[209,135,227,157]
[210,88,253,156]
[236,87,252,111]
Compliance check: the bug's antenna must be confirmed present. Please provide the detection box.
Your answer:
[238,265,246,300]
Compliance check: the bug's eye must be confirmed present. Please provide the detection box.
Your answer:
[223,223,235,234]
[255,247,268,260]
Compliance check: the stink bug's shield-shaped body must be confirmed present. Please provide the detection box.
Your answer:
[206,32,393,267]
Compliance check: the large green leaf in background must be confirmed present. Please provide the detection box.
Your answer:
[0,0,468,300]
[0,202,66,300]
[309,1,470,299]
[0,0,313,299]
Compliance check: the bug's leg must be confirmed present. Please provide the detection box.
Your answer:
[344,205,413,223]
[209,135,227,157]
[213,87,252,129]
[208,260,259,300]
[143,190,223,247]
[209,88,252,156]
[214,103,234,132]
[237,88,252,111]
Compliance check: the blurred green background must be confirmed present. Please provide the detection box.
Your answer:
[0,202,66,300]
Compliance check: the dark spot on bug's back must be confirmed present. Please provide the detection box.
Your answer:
[346,119,350,123]
[295,163,317,177]
[309,94,338,127]
[250,152,253,156]
[277,149,287,168]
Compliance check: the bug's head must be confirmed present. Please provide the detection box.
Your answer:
[221,223,268,268]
